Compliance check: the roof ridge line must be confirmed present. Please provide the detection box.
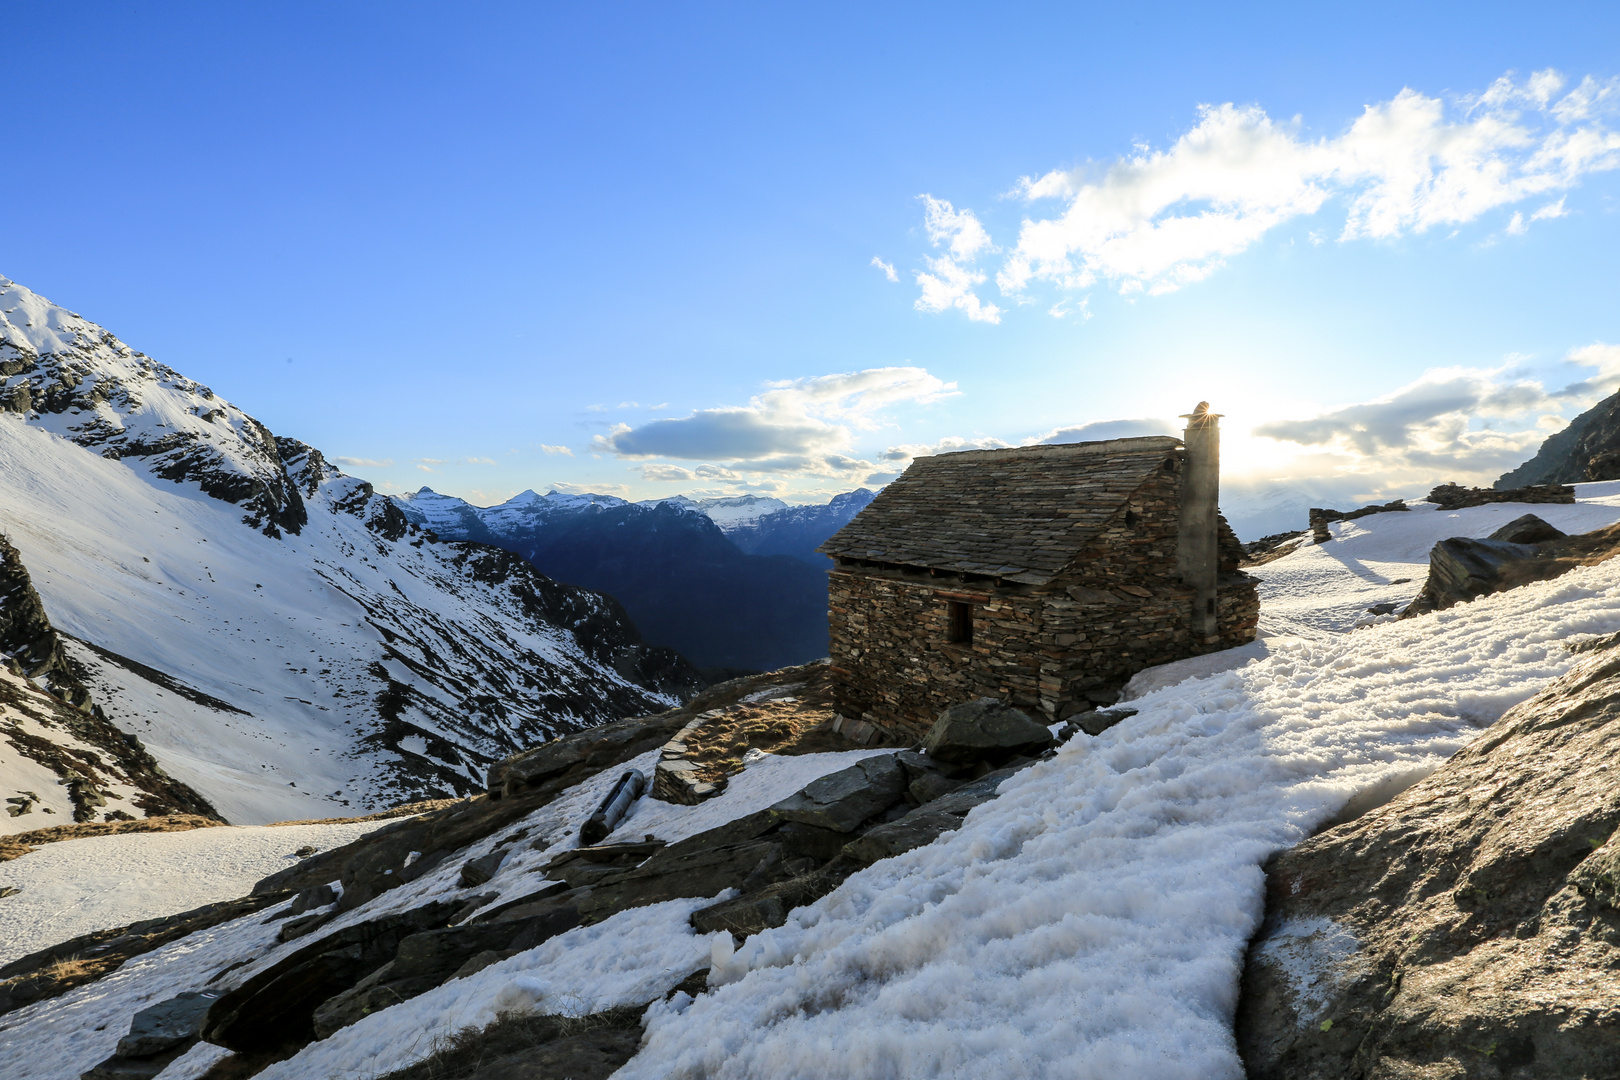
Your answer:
[927,435,1182,462]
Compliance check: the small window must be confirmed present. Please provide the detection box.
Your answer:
[946,601,974,645]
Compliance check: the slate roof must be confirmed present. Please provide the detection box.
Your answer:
[818,436,1183,585]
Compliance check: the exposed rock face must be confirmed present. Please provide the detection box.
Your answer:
[1403,521,1620,618]
[1497,385,1620,488]
[1236,635,1620,1079]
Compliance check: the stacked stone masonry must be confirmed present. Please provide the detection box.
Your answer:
[821,436,1259,739]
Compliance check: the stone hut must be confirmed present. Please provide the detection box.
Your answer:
[817,404,1259,738]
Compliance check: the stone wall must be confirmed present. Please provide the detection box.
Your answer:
[827,462,1260,738]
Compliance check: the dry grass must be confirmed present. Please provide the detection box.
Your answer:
[0,813,224,862]
[675,664,890,784]
[0,798,463,863]
[267,797,464,828]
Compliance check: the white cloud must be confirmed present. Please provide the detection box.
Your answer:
[637,463,695,482]
[1532,196,1568,222]
[915,255,1002,323]
[549,481,631,497]
[465,456,496,465]
[1250,344,1620,486]
[415,464,437,473]
[332,456,394,468]
[911,71,1620,310]
[539,444,574,456]
[1036,418,1180,444]
[913,197,1002,323]
[878,435,1014,463]
[595,367,957,473]
[871,256,898,282]
[921,195,993,260]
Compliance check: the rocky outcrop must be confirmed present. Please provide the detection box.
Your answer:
[1403,520,1620,618]
[0,276,309,537]
[1236,634,1620,1079]
[1497,385,1620,488]
[0,531,90,708]
[1429,481,1574,511]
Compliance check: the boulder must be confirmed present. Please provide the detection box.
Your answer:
[1236,637,1620,1079]
[285,884,337,917]
[1489,512,1566,545]
[769,754,907,832]
[115,990,219,1057]
[689,861,859,938]
[894,749,961,804]
[922,699,1055,765]
[458,851,506,888]
[1402,536,1541,616]
[486,712,687,800]
[1058,707,1138,740]
[577,835,786,922]
[841,811,964,867]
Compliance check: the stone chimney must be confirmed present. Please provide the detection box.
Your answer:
[1177,402,1221,645]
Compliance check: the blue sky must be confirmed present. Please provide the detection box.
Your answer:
[6,2,1619,532]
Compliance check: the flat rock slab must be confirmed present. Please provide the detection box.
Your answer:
[842,811,964,867]
[769,754,905,832]
[922,699,1054,764]
[116,990,220,1057]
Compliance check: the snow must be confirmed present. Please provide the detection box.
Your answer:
[616,553,1620,1079]
[688,495,790,530]
[1249,483,1620,638]
[0,819,389,965]
[1247,917,1368,1031]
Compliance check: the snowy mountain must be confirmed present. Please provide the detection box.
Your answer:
[722,488,876,565]
[394,488,875,672]
[0,275,700,826]
[395,487,853,553]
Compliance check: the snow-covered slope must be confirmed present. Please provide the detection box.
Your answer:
[0,276,698,824]
[1250,480,1620,637]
